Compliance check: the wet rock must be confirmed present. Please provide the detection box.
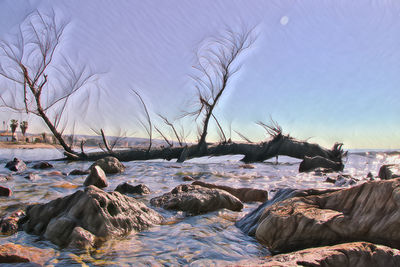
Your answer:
[367,172,375,180]
[24,173,41,181]
[84,165,108,188]
[114,182,150,195]
[150,184,243,214]
[32,161,53,169]
[91,156,125,174]
[182,175,194,181]
[325,176,337,184]
[192,181,268,203]
[0,210,25,235]
[299,156,343,172]
[334,175,357,186]
[249,179,400,253]
[68,226,96,249]
[0,243,56,265]
[69,169,90,176]
[0,185,12,197]
[239,164,255,169]
[0,174,12,182]
[378,164,400,180]
[253,242,400,267]
[23,185,163,248]
[236,188,338,236]
[5,158,27,172]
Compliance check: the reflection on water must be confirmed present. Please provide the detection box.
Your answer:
[0,149,399,265]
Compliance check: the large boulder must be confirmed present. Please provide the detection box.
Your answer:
[0,243,56,265]
[115,183,150,195]
[150,184,243,214]
[84,165,108,188]
[5,158,27,172]
[240,242,400,267]
[91,156,125,174]
[379,164,400,180]
[299,156,343,172]
[246,179,400,253]
[23,185,163,248]
[192,181,268,203]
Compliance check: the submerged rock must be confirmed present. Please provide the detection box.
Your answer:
[24,173,41,181]
[22,185,163,248]
[69,169,90,176]
[5,158,27,172]
[0,210,25,235]
[246,179,400,253]
[150,184,243,214]
[114,183,150,195]
[299,156,343,172]
[192,181,268,203]
[91,156,125,174]
[0,185,12,197]
[0,243,56,265]
[84,165,108,188]
[254,242,400,267]
[32,161,53,169]
[379,164,400,180]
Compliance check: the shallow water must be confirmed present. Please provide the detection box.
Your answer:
[0,148,399,266]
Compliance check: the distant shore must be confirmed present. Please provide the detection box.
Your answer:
[0,141,62,149]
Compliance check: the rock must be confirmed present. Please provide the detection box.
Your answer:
[0,210,25,235]
[245,242,400,267]
[378,164,400,180]
[0,185,12,197]
[114,183,150,195]
[236,188,338,236]
[0,243,56,265]
[32,161,53,169]
[150,184,243,214]
[24,173,41,181]
[5,158,27,172]
[23,185,163,248]
[44,171,65,176]
[0,174,12,182]
[299,156,343,172]
[84,165,108,188]
[91,156,125,174]
[367,172,375,180]
[250,178,400,253]
[192,181,268,203]
[325,176,336,183]
[69,169,90,175]
[334,175,357,186]
[182,175,194,181]
[239,164,255,169]
[68,226,96,249]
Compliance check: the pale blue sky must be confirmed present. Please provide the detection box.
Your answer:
[0,0,399,149]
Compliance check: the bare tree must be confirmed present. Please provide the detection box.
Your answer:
[186,27,256,150]
[131,89,152,153]
[0,10,96,154]
[158,114,183,146]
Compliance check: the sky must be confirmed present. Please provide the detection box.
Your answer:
[0,0,399,149]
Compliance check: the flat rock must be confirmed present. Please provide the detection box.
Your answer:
[150,184,243,214]
[32,161,53,169]
[23,185,163,248]
[84,165,108,188]
[0,185,12,197]
[239,242,400,267]
[379,164,400,180]
[69,169,90,176]
[91,156,125,174]
[115,183,150,195]
[0,243,56,265]
[192,181,268,203]
[249,179,400,253]
[5,158,27,172]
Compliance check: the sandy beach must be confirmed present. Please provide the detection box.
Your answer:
[0,141,61,149]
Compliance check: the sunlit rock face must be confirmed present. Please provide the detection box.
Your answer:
[247,242,400,267]
[150,184,243,215]
[244,179,400,253]
[84,165,108,188]
[0,243,57,265]
[91,156,126,174]
[22,186,163,248]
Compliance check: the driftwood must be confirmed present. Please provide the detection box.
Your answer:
[63,134,345,164]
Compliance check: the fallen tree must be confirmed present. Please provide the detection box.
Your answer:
[63,133,346,164]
